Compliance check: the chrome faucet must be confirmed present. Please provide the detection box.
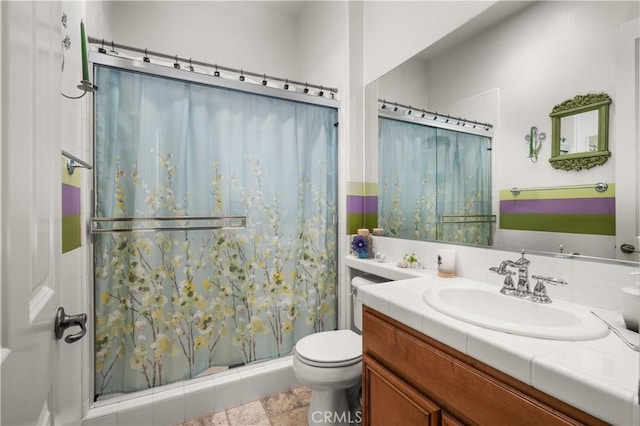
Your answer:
[489,250,530,297]
[512,250,531,297]
[490,250,568,303]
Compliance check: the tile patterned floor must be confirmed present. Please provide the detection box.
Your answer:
[179,386,311,426]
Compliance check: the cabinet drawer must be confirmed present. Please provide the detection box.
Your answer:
[363,307,604,425]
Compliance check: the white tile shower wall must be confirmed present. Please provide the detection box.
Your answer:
[370,237,638,311]
[83,357,297,426]
[182,378,215,422]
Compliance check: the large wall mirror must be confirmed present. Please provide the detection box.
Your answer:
[366,1,640,262]
[549,93,612,171]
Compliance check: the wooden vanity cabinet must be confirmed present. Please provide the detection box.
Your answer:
[362,307,607,426]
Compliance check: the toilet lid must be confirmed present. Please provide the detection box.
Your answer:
[295,330,362,365]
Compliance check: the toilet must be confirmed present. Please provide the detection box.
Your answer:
[293,275,387,426]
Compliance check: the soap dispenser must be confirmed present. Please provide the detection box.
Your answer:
[621,271,640,332]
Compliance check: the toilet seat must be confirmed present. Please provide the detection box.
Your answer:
[294,330,362,368]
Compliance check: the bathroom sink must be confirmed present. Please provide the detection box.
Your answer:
[423,283,609,340]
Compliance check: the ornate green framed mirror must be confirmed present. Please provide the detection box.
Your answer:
[549,93,612,171]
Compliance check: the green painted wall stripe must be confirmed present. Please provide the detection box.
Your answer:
[347,182,365,196]
[500,213,615,235]
[363,213,378,231]
[347,213,364,235]
[62,215,82,253]
[347,182,378,196]
[363,183,378,196]
[347,214,379,235]
[499,183,615,201]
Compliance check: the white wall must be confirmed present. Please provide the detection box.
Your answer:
[362,0,495,84]
[378,56,430,109]
[296,1,348,89]
[108,1,298,78]
[59,1,113,424]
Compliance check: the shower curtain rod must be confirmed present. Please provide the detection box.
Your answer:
[378,98,493,131]
[88,37,338,94]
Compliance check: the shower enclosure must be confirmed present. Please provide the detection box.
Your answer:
[378,115,493,245]
[92,57,338,398]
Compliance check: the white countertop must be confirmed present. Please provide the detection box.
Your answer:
[347,257,640,425]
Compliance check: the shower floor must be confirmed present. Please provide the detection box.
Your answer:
[179,386,311,426]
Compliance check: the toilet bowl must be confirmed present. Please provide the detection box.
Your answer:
[292,274,388,425]
[294,330,362,426]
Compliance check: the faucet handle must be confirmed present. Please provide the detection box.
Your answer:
[531,275,567,303]
[499,271,517,295]
[533,275,568,286]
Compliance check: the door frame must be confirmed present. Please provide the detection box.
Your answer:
[614,17,640,260]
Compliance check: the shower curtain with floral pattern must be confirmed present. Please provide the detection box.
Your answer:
[378,117,492,244]
[93,66,338,397]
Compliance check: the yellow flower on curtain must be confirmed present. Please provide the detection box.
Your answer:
[194,335,208,349]
[282,320,293,333]
[100,292,110,305]
[202,278,212,291]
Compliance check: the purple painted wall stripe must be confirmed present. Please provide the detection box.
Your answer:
[347,195,378,214]
[500,197,615,215]
[363,196,378,213]
[347,195,363,213]
[62,183,81,216]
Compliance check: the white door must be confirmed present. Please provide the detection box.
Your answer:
[1,2,84,425]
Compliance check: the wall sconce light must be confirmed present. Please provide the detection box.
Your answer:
[62,20,95,99]
[525,126,546,163]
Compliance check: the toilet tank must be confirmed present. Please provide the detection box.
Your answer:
[351,274,389,331]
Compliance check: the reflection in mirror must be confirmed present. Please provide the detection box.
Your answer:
[378,110,493,245]
[549,93,612,171]
[559,110,599,155]
[365,1,639,261]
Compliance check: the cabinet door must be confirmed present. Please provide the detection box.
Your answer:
[442,412,464,426]
[363,355,441,426]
